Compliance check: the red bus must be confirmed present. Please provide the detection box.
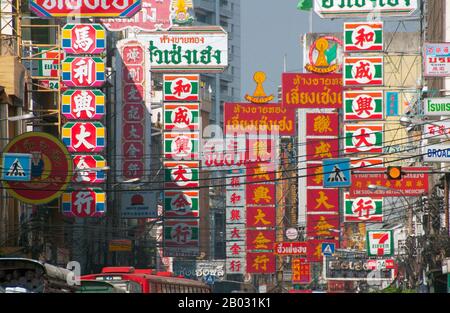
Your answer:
[81,267,211,293]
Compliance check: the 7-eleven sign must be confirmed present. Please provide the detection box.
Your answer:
[344,124,383,154]
[344,22,383,52]
[344,57,383,86]
[367,230,394,256]
[344,91,383,121]
[344,193,383,222]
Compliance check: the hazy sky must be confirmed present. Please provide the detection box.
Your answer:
[239,1,420,99]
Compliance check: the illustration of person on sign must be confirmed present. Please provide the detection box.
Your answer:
[30,151,44,179]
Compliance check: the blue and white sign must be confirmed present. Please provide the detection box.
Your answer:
[321,243,335,256]
[204,274,215,285]
[386,92,399,117]
[121,191,158,218]
[322,158,352,188]
[423,144,450,162]
[1,153,32,181]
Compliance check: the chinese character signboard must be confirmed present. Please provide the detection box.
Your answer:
[226,241,245,258]
[350,167,429,197]
[246,207,276,228]
[163,219,199,257]
[246,162,275,184]
[62,89,105,120]
[246,230,275,251]
[292,259,311,284]
[224,103,295,136]
[344,124,383,154]
[246,183,276,206]
[164,103,200,131]
[164,161,199,188]
[62,24,106,54]
[246,252,275,274]
[344,22,383,52]
[1,133,72,205]
[72,155,106,184]
[164,132,199,160]
[306,138,339,161]
[163,74,199,101]
[30,0,142,17]
[344,91,383,121]
[164,190,199,218]
[226,206,246,224]
[61,57,105,87]
[307,214,339,239]
[343,57,383,86]
[62,188,106,217]
[344,193,383,223]
[226,258,246,275]
[307,189,339,213]
[366,230,394,257]
[101,0,172,32]
[314,0,417,18]
[386,92,399,117]
[424,43,450,77]
[306,113,339,137]
[137,26,228,73]
[62,122,105,152]
[226,224,245,242]
[282,73,343,108]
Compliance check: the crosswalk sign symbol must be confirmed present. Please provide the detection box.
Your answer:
[322,158,352,188]
[322,243,335,256]
[1,153,32,182]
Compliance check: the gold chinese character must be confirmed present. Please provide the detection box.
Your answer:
[254,164,270,180]
[314,216,334,236]
[254,208,271,226]
[253,232,271,249]
[314,191,334,210]
[253,186,272,204]
[252,255,270,271]
[313,115,332,133]
[313,166,323,185]
[314,141,332,158]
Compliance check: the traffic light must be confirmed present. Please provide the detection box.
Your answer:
[387,166,402,180]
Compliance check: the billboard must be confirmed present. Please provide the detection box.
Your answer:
[344,193,383,223]
[344,22,383,52]
[282,73,343,109]
[137,26,228,73]
[344,91,384,121]
[61,57,105,87]
[163,219,199,257]
[344,124,383,154]
[30,0,142,17]
[306,113,339,137]
[343,56,384,86]
[424,43,450,77]
[61,24,106,54]
[62,90,105,120]
[163,74,199,101]
[61,122,105,152]
[314,0,417,18]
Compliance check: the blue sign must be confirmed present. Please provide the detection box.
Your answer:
[386,92,399,117]
[1,153,32,181]
[321,243,335,256]
[204,275,215,285]
[322,158,351,188]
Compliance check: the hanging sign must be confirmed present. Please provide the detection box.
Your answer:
[314,0,418,18]
[62,89,105,120]
[163,190,199,218]
[30,0,142,18]
[137,26,228,73]
[62,57,105,87]
[424,43,450,77]
[343,57,384,86]
[163,219,199,257]
[164,103,200,131]
[163,74,200,101]
[62,24,106,54]
[72,155,106,184]
[344,22,383,52]
[344,193,383,223]
[366,230,394,257]
[62,188,106,217]
[344,91,384,121]
[344,124,383,154]
[163,132,199,160]
[61,122,106,152]
[163,161,199,188]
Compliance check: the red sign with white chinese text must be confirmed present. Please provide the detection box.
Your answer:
[247,230,276,251]
[122,44,145,65]
[282,73,343,109]
[123,103,144,122]
[123,160,144,179]
[72,155,106,184]
[246,206,276,228]
[123,65,144,84]
[306,113,339,137]
[307,189,339,213]
[349,167,430,197]
[224,103,296,136]
[123,122,144,141]
[306,138,339,162]
[123,142,144,159]
[123,85,144,103]
[246,252,276,273]
[246,183,276,206]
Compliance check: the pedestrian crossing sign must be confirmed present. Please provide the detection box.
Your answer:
[321,243,335,256]
[322,158,352,188]
[1,153,32,181]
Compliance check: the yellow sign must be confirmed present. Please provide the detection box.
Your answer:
[109,239,132,252]
[245,71,274,104]
[305,36,343,74]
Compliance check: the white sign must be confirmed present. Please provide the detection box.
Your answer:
[137,26,228,73]
[225,224,246,242]
[225,207,246,224]
[423,144,450,162]
[121,191,158,218]
[195,261,225,278]
[424,98,450,116]
[285,228,299,240]
[226,258,246,275]
[314,0,418,18]
[422,121,450,140]
[226,241,245,258]
[424,43,450,77]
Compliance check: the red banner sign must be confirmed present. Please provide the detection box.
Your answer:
[246,252,276,273]
[224,103,296,135]
[292,259,311,284]
[350,167,430,197]
[306,163,323,187]
[246,206,276,228]
[306,138,339,162]
[246,162,275,183]
[306,214,340,240]
[307,189,339,213]
[282,73,343,109]
[246,183,276,206]
[306,113,339,137]
[247,230,276,251]
[273,242,308,256]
